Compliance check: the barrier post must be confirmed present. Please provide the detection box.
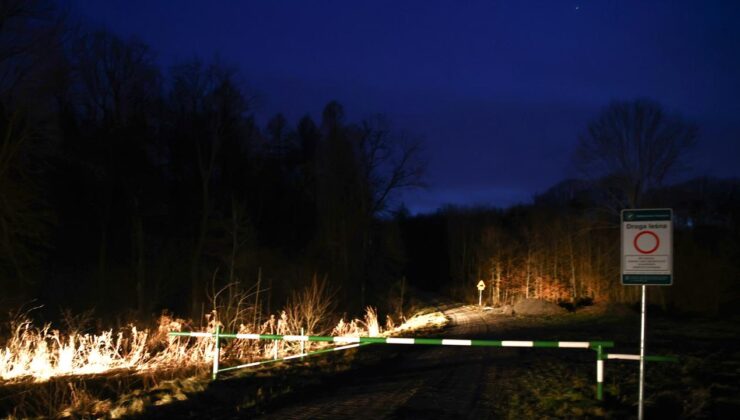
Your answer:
[300,327,305,359]
[212,324,220,380]
[596,344,604,401]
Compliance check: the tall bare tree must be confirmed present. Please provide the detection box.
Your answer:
[574,99,697,211]
[169,59,249,318]
[74,30,160,311]
[0,0,64,292]
[357,115,425,217]
[0,0,65,97]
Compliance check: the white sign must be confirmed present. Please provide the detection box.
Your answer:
[621,209,673,286]
[477,280,485,291]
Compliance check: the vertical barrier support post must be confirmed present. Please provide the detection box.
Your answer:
[212,325,220,381]
[301,327,305,359]
[596,344,604,401]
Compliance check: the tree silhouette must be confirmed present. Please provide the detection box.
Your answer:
[574,99,697,210]
[0,0,63,297]
[71,29,161,310]
[168,59,250,317]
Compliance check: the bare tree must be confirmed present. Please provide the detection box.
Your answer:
[75,30,159,126]
[169,59,249,318]
[0,0,65,97]
[74,30,160,311]
[0,0,64,288]
[357,115,425,217]
[574,99,697,210]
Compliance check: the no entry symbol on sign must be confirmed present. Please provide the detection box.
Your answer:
[621,208,672,286]
[633,231,660,254]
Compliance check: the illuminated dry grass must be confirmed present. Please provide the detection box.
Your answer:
[0,306,440,385]
[0,279,448,418]
[0,313,213,383]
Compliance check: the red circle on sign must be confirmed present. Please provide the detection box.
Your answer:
[634,231,660,254]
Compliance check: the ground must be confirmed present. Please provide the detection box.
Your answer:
[128,304,740,419]
[2,303,737,418]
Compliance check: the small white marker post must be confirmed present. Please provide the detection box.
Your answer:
[212,325,220,380]
[621,209,673,420]
[477,280,485,307]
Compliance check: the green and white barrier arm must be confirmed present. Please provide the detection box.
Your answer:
[169,330,614,401]
[169,331,613,349]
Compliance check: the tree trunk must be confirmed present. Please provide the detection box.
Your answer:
[131,199,146,315]
[191,177,209,318]
[525,246,531,299]
[98,192,111,302]
[569,235,577,301]
[495,262,501,305]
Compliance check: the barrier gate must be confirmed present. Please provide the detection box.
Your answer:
[170,327,618,400]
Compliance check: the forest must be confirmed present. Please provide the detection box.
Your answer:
[405,176,740,315]
[1,1,738,325]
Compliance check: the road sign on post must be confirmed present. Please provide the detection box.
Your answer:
[621,209,673,285]
[621,208,673,420]
[477,281,485,306]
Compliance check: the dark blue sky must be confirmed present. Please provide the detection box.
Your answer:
[69,0,740,213]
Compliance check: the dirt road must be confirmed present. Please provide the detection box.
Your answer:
[136,305,738,418]
[256,306,597,419]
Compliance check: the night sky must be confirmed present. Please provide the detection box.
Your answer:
[69,0,740,214]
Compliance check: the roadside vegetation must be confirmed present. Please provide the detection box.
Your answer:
[0,279,447,418]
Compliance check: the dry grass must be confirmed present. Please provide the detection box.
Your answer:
[0,306,374,386]
[0,277,448,418]
[0,312,213,383]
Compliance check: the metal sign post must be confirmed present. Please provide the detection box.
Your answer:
[477,280,485,306]
[639,284,646,420]
[621,209,673,420]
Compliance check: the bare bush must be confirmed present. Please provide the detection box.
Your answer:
[282,275,336,336]
[206,275,260,333]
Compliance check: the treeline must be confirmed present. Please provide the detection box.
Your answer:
[0,2,422,319]
[400,177,740,315]
[2,2,736,320]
